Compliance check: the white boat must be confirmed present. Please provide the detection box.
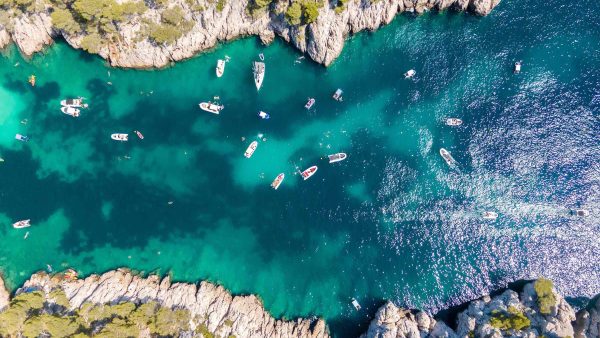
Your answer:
[300,166,318,180]
[134,130,144,139]
[351,298,361,311]
[446,118,463,126]
[439,148,456,166]
[15,134,29,142]
[328,153,347,163]
[13,219,31,229]
[482,211,498,220]
[244,141,258,158]
[305,98,315,109]
[60,98,87,108]
[253,61,265,91]
[258,111,270,119]
[572,209,589,217]
[271,173,285,190]
[259,53,265,61]
[332,89,343,101]
[199,102,224,114]
[514,61,522,74]
[216,59,225,78]
[111,133,128,141]
[61,106,80,117]
[404,69,416,78]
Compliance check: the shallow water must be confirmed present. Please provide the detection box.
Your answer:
[0,0,599,336]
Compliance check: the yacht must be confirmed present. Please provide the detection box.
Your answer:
[305,98,315,109]
[439,148,456,166]
[271,173,285,190]
[13,219,31,229]
[216,59,225,78]
[446,118,463,126]
[482,211,498,220]
[61,106,80,117]
[300,166,318,180]
[61,97,87,108]
[258,111,270,119]
[351,298,361,311]
[404,69,416,79]
[15,134,29,142]
[328,153,347,163]
[253,61,265,91]
[199,102,224,114]
[244,141,258,158]
[514,61,522,74]
[111,133,128,141]
[571,209,589,217]
[332,89,343,101]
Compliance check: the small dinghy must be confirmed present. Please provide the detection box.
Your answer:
[244,141,258,158]
[13,219,31,229]
[15,134,29,142]
[111,133,128,141]
[271,173,285,190]
[351,298,361,311]
[259,53,265,61]
[328,153,347,163]
[482,211,498,220]
[439,148,456,166]
[404,69,416,79]
[216,59,225,77]
[300,166,318,180]
[446,118,463,126]
[28,75,36,86]
[199,102,224,114]
[571,209,589,217]
[61,106,80,117]
[61,97,88,108]
[258,111,270,119]
[332,89,343,101]
[514,61,522,74]
[305,98,315,109]
[134,130,144,139]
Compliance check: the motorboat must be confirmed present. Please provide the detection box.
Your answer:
[305,98,315,109]
[216,59,225,77]
[13,219,31,229]
[253,61,265,91]
[439,148,456,166]
[351,298,361,311]
[61,106,80,117]
[244,141,258,158]
[271,173,285,190]
[28,75,35,86]
[328,153,347,163]
[61,97,87,108]
[111,133,128,141]
[571,209,589,217]
[446,118,463,126]
[300,166,318,180]
[134,130,144,139]
[514,61,522,74]
[404,69,416,79]
[199,102,224,114]
[15,134,29,142]
[258,111,270,119]
[332,89,343,101]
[482,211,498,220]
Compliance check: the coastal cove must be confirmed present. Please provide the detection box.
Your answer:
[0,0,599,337]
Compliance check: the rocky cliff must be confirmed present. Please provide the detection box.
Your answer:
[0,0,500,68]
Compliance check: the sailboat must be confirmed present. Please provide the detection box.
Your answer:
[253,61,265,91]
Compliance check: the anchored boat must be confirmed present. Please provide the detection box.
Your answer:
[300,166,318,180]
[332,89,343,101]
[253,61,265,91]
[439,148,456,166]
[134,130,144,139]
[305,98,315,109]
[216,59,225,77]
[328,153,347,163]
[28,75,35,86]
[111,133,128,141]
[199,102,224,114]
[258,111,270,119]
[271,173,285,190]
[61,97,88,108]
[446,118,463,126]
[514,61,522,74]
[482,211,498,220]
[351,298,362,311]
[404,69,416,79]
[15,134,29,142]
[244,141,258,158]
[61,106,80,117]
[13,219,31,229]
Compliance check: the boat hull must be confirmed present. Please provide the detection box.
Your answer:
[271,173,285,190]
[328,153,347,163]
[244,141,258,158]
[111,133,128,141]
[216,60,225,77]
[199,102,222,114]
[13,219,31,229]
[301,166,318,180]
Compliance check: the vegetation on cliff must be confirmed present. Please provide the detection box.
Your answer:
[534,278,556,315]
[489,306,531,332]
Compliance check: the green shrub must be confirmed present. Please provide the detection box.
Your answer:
[216,0,225,12]
[301,1,319,24]
[161,6,185,25]
[489,307,530,331]
[148,23,183,44]
[80,33,103,53]
[534,278,556,315]
[285,2,301,25]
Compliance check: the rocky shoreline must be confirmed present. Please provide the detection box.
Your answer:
[0,0,500,68]
[1,268,599,337]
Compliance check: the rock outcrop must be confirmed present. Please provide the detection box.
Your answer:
[16,268,328,338]
[0,0,501,68]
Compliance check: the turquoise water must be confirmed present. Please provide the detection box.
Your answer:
[1,0,599,335]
